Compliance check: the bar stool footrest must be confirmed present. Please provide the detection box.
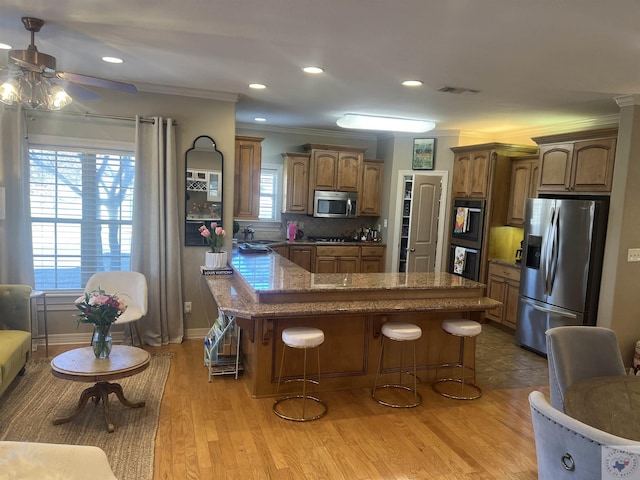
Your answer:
[372,384,422,408]
[432,378,482,400]
[273,395,327,422]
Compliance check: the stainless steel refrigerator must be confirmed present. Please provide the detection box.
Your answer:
[515,197,609,355]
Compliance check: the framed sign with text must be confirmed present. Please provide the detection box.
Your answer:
[412,138,436,170]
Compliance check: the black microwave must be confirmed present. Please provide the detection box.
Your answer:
[313,191,358,218]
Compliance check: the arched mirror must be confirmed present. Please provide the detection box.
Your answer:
[185,136,224,246]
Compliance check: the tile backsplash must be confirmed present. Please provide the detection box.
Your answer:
[236,214,382,242]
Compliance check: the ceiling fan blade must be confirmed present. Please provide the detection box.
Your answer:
[56,72,137,94]
[9,56,45,73]
[55,81,100,101]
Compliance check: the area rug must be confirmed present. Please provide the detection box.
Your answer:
[0,353,172,480]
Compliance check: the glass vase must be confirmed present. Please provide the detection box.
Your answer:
[93,324,113,359]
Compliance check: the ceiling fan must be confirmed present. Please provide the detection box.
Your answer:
[0,16,137,110]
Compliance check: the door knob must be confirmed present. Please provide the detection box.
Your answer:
[409,248,416,252]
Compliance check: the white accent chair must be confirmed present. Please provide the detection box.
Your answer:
[546,326,626,411]
[85,271,148,346]
[529,391,640,480]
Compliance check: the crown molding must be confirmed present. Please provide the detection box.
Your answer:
[615,95,640,107]
[135,82,241,102]
[489,114,620,139]
[236,122,378,142]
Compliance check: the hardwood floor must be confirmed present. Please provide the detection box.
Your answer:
[37,325,547,479]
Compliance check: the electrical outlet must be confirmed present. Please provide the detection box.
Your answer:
[628,248,640,262]
[184,302,192,313]
[298,221,304,229]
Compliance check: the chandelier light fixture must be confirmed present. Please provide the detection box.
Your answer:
[0,71,72,110]
[337,114,436,133]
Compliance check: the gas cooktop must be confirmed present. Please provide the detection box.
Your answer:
[308,235,358,243]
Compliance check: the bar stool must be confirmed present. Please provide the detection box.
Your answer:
[433,319,482,400]
[371,322,422,408]
[273,327,327,422]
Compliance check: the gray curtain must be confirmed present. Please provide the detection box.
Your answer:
[0,107,34,286]
[133,116,184,345]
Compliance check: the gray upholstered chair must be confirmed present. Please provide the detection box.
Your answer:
[546,326,626,411]
[529,390,640,480]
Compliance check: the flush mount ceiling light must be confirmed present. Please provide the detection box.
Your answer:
[402,80,423,87]
[101,56,124,64]
[249,83,266,89]
[337,114,436,133]
[0,43,12,50]
[254,117,267,122]
[302,66,324,74]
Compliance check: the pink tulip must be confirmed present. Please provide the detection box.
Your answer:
[200,229,211,238]
[215,227,224,236]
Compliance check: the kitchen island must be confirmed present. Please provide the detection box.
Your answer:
[202,249,500,397]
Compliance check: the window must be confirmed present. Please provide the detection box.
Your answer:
[29,144,135,290]
[258,164,282,221]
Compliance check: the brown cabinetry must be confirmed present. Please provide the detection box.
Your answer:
[507,156,539,226]
[449,143,538,284]
[289,245,314,272]
[359,159,383,216]
[234,135,264,219]
[360,245,386,273]
[304,144,366,214]
[533,128,617,194]
[451,150,491,198]
[281,153,310,213]
[315,245,360,273]
[486,262,520,329]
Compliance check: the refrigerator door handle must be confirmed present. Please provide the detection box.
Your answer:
[542,206,555,295]
[523,298,578,319]
[548,205,560,295]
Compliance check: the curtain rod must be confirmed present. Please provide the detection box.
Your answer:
[10,106,176,125]
[43,111,176,125]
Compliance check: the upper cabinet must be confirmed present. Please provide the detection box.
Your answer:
[359,159,383,216]
[451,150,491,198]
[281,153,310,214]
[507,156,539,226]
[533,128,617,194]
[304,143,365,192]
[234,135,264,220]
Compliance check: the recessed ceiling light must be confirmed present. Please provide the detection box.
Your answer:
[249,83,267,89]
[0,43,12,50]
[102,56,124,64]
[402,80,423,87]
[302,66,324,74]
[337,114,436,133]
[254,117,267,122]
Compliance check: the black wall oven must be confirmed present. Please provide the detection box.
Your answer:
[450,198,485,249]
[448,198,486,281]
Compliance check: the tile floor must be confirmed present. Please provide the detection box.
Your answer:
[476,323,549,390]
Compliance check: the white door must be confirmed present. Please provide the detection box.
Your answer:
[407,175,442,272]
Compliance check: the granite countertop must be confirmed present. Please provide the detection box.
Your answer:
[489,257,522,268]
[201,249,500,319]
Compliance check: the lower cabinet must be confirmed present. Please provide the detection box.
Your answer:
[486,262,521,329]
[271,243,386,273]
[360,246,386,273]
[315,246,360,273]
[288,245,314,272]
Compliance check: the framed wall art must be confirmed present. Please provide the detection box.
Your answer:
[412,138,436,170]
